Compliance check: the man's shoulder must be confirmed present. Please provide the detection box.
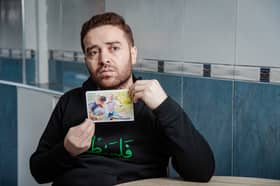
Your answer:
[59,87,84,103]
[63,87,83,97]
[54,87,85,111]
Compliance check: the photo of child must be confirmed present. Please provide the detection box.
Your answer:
[86,89,134,123]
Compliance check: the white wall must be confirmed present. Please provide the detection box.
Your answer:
[24,0,37,50]
[106,0,280,67]
[106,0,186,61]
[236,0,280,67]
[21,0,105,51]
[183,0,236,64]
[105,0,236,64]
[0,0,22,49]
[47,0,105,51]
[17,87,60,186]
[2,0,279,67]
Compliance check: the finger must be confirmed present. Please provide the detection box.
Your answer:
[128,84,135,98]
[75,123,92,143]
[69,122,87,139]
[78,119,92,134]
[79,122,95,142]
[134,80,151,85]
[132,84,146,92]
[79,123,95,150]
[132,91,144,103]
[132,80,159,93]
[130,85,145,99]
[69,126,83,138]
[83,121,95,142]
[84,125,95,148]
[129,80,148,92]
[85,118,94,124]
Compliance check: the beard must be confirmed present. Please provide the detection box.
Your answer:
[87,54,133,90]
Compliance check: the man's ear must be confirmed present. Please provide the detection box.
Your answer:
[130,46,137,65]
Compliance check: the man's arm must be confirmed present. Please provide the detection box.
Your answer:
[29,98,77,183]
[153,97,215,182]
[129,79,215,182]
[29,96,95,184]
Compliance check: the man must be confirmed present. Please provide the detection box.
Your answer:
[30,12,215,186]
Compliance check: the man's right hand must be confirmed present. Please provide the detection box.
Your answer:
[64,119,95,156]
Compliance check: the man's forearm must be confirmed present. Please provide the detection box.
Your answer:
[30,142,76,183]
[153,96,215,181]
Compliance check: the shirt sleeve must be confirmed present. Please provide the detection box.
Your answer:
[29,96,79,184]
[153,96,215,182]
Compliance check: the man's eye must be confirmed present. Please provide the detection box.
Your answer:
[88,50,98,57]
[111,46,120,51]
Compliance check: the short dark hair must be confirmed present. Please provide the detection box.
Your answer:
[80,12,134,53]
[99,96,106,102]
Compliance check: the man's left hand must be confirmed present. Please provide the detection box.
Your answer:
[129,80,167,110]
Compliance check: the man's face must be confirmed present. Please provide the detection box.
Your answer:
[83,25,137,89]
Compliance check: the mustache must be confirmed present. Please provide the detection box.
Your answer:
[97,65,116,73]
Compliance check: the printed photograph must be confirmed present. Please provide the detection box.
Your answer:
[86,89,134,123]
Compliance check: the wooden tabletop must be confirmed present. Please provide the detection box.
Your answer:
[116,176,280,186]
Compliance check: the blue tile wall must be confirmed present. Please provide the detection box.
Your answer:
[0,84,17,185]
[42,63,280,179]
[62,61,88,90]
[49,59,64,91]
[0,57,36,84]
[183,77,233,176]
[134,71,182,104]
[49,60,88,91]
[26,58,36,85]
[2,57,280,180]
[234,82,280,179]
[0,57,22,82]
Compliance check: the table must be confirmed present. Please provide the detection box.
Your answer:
[116,176,280,186]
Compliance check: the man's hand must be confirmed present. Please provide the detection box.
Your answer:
[64,119,95,156]
[129,80,168,110]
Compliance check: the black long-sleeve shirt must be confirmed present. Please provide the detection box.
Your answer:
[30,77,215,186]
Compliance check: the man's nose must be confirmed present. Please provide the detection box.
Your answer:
[99,49,110,65]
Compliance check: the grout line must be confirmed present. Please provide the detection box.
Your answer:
[231,0,239,176]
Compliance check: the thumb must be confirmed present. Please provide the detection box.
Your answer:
[79,118,94,130]
[85,118,93,124]
[85,118,95,132]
